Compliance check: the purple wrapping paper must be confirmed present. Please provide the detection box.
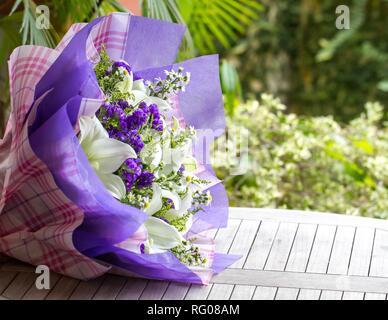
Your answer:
[27,13,239,284]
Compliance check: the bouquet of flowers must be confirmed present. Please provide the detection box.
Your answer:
[0,13,237,284]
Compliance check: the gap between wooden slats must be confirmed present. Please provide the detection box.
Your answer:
[162,282,190,300]
[244,220,279,270]
[319,290,343,300]
[45,276,79,300]
[285,223,317,272]
[264,222,298,271]
[364,292,386,300]
[327,226,356,275]
[342,291,365,300]
[297,289,321,300]
[0,271,17,295]
[1,272,36,299]
[229,285,255,300]
[92,275,126,300]
[252,286,277,300]
[70,277,106,300]
[23,272,61,300]
[275,287,299,300]
[139,281,169,300]
[207,284,234,300]
[348,227,375,276]
[116,278,148,300]
[228,220,261,268]
[306,225,336,274]
[369,229,388,277]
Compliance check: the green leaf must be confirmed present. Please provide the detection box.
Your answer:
[142,0,262,55]
[353,139,374,155]
[220,60,242,116]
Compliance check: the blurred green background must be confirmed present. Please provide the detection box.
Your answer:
[0,0,387,217]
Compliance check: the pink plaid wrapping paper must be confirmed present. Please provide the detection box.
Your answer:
[0,14,137,279]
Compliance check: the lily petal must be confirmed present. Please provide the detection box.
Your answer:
[144,216,183,250]
[146,96,171,111]
[98,173,127,200]
[131,90,148,106]
[79,116,108,147]
[145,183,163,215]
[132,79,146,92]
[89,138,137,174]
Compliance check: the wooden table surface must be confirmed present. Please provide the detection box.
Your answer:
[1,207,388,300]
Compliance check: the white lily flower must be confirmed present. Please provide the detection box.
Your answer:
[79,116,137,199]
[116,71,172,111]
[144,216,184,252]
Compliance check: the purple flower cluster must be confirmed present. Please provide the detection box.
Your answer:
[112,60,141,80]
[98,99,163,155]
[149,104,164,131]
[121,158,154,191]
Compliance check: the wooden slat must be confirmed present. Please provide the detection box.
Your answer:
[0,271,17,294]
[116,278,148,300]
[275,287,299,300]
[229,208,388,229]
[342,291,364,300]
[244,220,279,270]
[327,226,356,275]
[207,284,233,300]
[184,284,213,300]
[348,227,375,276]
[23,272,61,300]
[320,290,342,300]
[69,277,105,300]
[306,225,336,273]
[265,223,298,271]
[92,275,126,300]
[139,281,169,300]
[369,229,388,277]
[252,286,277,300]
[2,272,36,299]
[45,276,79,300]
[230,285,255,300]
[297,289,321,300]
[286,224,317,272]
[214,219,241,254]
[229,220,260,268]
[162,282,190,300]
[213,268,388,294]
[364,292,386,300]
